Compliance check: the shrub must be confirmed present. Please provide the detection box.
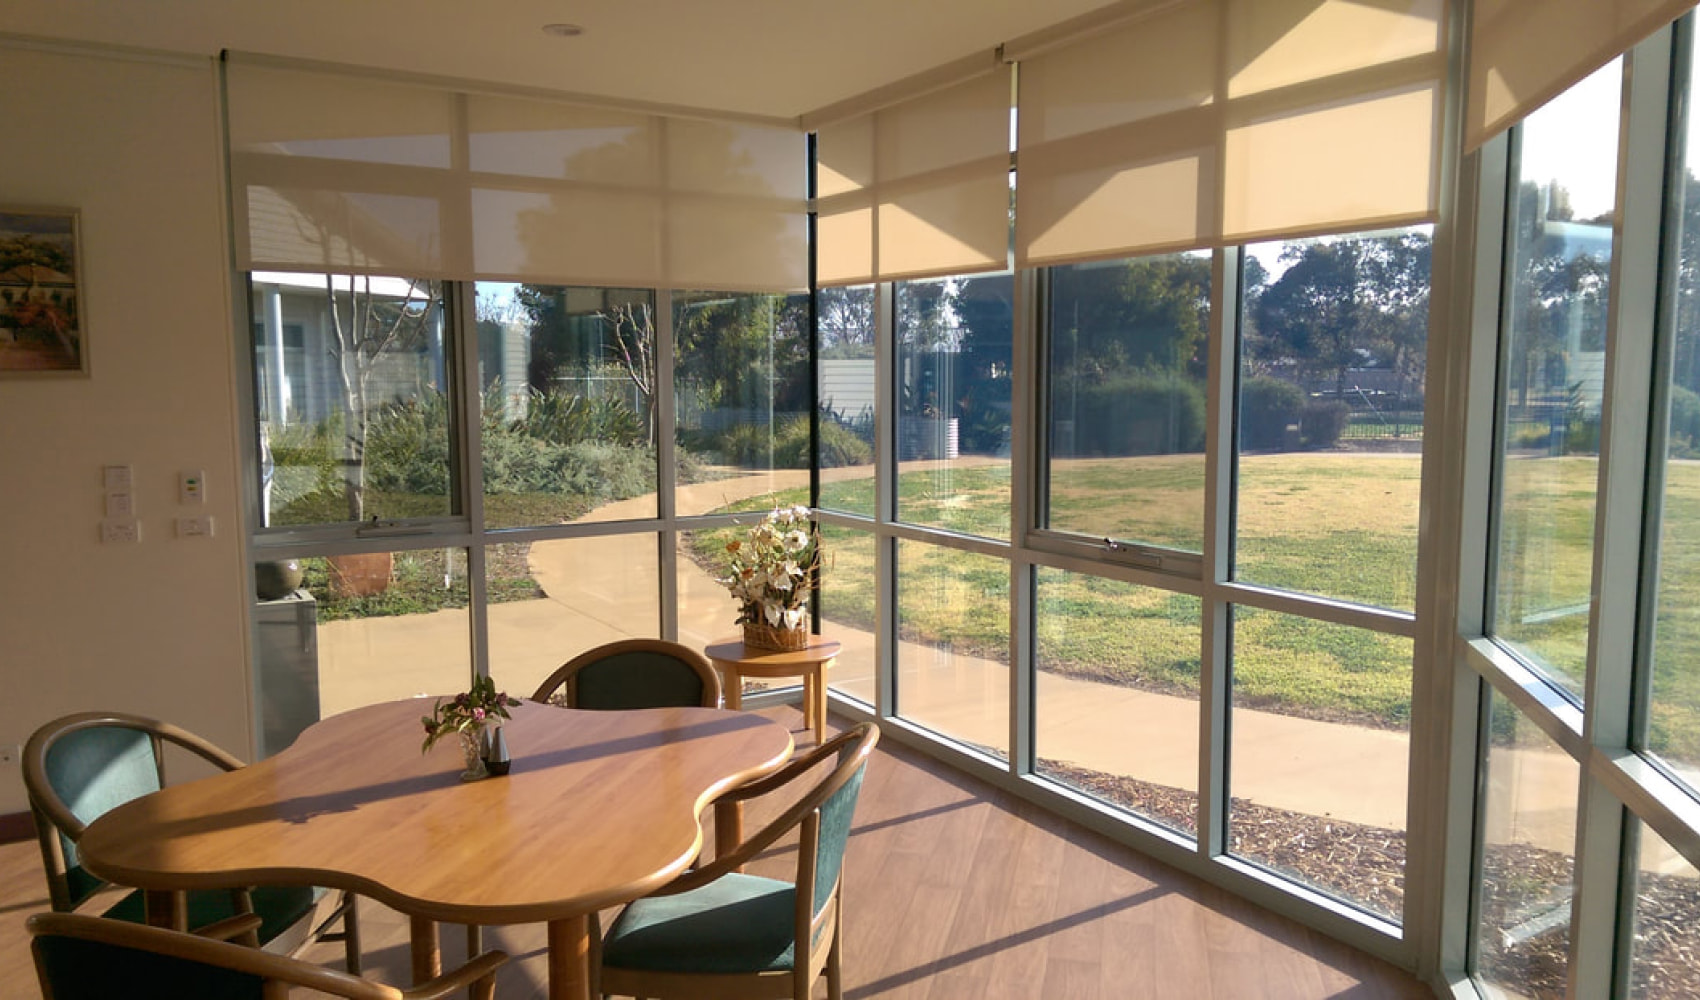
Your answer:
[1070,370,1206,456]
[1239,376,1305,451]
[1300,399,1351,450]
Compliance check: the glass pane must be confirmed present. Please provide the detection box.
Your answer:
[1228,607,1413,921]
[1047,253,1210,553]
[896,274,1013,540]
[820,524,877,705]
[896,539,1009,758]
[253,547,471,754]
[1628,823,1700,998]
[1473,693,1579,999]
[818,285,877,517]
[474,283,658,527]
[1647,57,1700,779]
[674,290,812,517]
[1035,569,1200,836]
[1236,227,1430,611]
[1490,60,1621,698]
[253,274,450,526]
[484,536,660,698]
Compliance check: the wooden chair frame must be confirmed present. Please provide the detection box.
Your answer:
[29,912,505,1000]
[599,722,880,1000]
[531,638,723,709]
[23,711,360,968]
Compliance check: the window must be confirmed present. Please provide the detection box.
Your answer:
[895,274,1012,540]
[817,284,877,517]
[895,539,1009,758]
[1237,228,1431,612]
[1489,60,1622,700]
[1044,252,1210,557]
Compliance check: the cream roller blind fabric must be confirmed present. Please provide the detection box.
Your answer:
[815,68,1013,286]
[1014,0,1445,268]
[1466,0,1696,150]
[226,60,807,291]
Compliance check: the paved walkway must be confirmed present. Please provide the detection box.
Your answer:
[314,463,1596,863]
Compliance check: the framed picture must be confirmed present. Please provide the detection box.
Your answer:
[0,206,87,377]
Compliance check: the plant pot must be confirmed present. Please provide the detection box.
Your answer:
[744,621,809,651]
[326,552,393,599]
[255,559,304,601]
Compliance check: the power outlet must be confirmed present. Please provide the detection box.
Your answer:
[0,744,19,767]
[176,515,215,538]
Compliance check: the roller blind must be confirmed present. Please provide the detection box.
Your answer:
[1014,0,1445,268]
[1467,0,1696,150]
[225,59,807,291]
[814,68,1013,286]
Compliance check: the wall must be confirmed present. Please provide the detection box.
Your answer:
[0,42,252,815]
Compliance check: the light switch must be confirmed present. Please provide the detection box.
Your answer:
[180,470,205,505]
[103,464,133,491]
[101,520,141,544]
[175,515,214,538]
[104,492,133,518]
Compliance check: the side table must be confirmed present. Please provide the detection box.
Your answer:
[705,634,842,745]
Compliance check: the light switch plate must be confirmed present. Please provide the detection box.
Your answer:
[103,464,132,491]
[180,470,205,505]
[101,519,141,544]
[175,515,214,538]
[104,492,133,518]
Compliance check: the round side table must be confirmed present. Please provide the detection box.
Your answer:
[705,634,842,745]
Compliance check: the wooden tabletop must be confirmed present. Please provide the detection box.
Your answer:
[78,698,795,925]
[703,635,842,676]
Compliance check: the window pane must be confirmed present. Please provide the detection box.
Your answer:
[253,274,450,526]
[1628,823,1700,999]
[674,290,812,517]
[1473,693,1579,999]
[253,547,471,753]
[1236,227,1430,611]
[1490,60,1621,698]
[820,524,877,705]
[1046,253,1209,553]
[896,539,1009,758]
[1647,58,1700,778]
[484,536,660,698]
[896,275,1012,540]
[475,283,658,527]
[818,285,877,517]
[1035,568,1200,836]
[1228,607,1413,921]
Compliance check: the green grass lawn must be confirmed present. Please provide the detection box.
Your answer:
[701,453,1700,759]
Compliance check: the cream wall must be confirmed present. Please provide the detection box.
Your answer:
[0,43,253,816]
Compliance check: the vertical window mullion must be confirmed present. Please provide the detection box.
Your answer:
[874,281,896,718]
[656,287,678,641]
[1199,245,1239,857]
[1010,268,1039,774]
[453,281,490,681]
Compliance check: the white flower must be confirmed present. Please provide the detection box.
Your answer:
[783,530,809,553]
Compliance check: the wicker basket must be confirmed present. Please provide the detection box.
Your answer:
[743,621,809,651]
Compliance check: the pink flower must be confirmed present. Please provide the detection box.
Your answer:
[472,707,486,721]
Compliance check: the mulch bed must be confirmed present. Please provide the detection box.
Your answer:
[1041,761,1700,996]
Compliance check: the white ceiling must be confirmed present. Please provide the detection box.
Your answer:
[0,0,1122,120]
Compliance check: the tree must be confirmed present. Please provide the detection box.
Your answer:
[322,274,441,521]
[1249,240,1368,396]
[598,300,659,445]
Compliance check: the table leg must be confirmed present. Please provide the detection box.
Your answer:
[547,915,592,1000]
[409,915,440,984]
[814,659,833,744]
[802,672,816,734]
[715,798,744,870]
[142,889,185,931]
[723,667,742,710]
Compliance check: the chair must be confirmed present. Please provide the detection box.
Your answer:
[23,711,361,969]
[598,722,880,1000]
[29,911,506,1000]
[531,638,723,710]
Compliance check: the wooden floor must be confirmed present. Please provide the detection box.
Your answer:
[0,705,1435,999]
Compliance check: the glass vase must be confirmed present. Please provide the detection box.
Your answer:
[458,728,489,781]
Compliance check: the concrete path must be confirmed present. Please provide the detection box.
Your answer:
[314,463,1592,862]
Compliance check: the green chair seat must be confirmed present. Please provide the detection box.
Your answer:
[603,872,798,975]
[102,884,323,945]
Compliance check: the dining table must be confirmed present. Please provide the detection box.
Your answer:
[76,697,795,1000]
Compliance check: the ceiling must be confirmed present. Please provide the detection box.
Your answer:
[0,0,1122,120]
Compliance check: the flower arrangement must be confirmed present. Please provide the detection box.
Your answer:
[420,675,519,754]
[720,505,820,644]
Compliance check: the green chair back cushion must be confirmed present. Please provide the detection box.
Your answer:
[602,872,797,974]
[102,884,322,945]
[43,726,161,907]
[574,651,707,710]
[33,934,261,1000]
[812,758,867,920]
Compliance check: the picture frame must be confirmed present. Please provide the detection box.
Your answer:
[0,206,88,377]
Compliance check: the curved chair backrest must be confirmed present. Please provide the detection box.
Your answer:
[531,638,722,710]
[24,712,245,913]
[28,912,506,1000]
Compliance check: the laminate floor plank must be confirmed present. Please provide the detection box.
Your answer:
[0,708,1435,1000]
